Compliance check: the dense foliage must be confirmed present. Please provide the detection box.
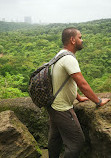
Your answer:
[0,19,111,99]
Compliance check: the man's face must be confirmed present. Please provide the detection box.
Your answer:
[75,31,83,51]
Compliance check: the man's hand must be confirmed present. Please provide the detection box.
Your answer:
[76,93,89,102]
[99,98,110,106]
[78,96,89,102]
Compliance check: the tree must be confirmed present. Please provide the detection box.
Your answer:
[0,45,4,54]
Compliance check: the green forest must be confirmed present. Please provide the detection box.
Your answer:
[0,19,111,99]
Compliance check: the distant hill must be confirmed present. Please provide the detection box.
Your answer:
[0,21,37,32]
[0,18,111,32]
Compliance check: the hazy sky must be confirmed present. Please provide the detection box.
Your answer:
[0,0,111,23]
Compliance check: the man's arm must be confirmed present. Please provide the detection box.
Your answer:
[71,72,110,106]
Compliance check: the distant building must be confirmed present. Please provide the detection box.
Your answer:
[2,18,5,22]
[24,17,32,24]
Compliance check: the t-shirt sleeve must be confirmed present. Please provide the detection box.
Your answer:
[62,55,81,75]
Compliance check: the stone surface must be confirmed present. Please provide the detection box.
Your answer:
[0,97,49,147]
[0,110,41,158]
[73,92,111,158]
[0,93,111,158]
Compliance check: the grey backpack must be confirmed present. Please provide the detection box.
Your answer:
[29,51,75,108]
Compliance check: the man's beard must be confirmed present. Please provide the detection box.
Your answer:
[76,44,83,51]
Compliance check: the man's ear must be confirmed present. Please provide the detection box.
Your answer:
[70,36,75,45]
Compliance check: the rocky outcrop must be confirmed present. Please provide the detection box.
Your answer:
[0,93,111,158]
[0,110,41,158]
[73,92,111,158]
[0,97,49,147]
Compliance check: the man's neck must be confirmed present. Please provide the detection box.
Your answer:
[63,46,76,54]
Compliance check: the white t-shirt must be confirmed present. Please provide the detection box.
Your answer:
[51,50,81,111]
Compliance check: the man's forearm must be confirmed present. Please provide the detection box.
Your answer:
[71,73,99,103]
[77,80,99,103]
[71,72,110,106]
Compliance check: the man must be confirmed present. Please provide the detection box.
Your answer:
[47,28,110,158]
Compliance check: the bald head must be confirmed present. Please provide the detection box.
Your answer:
[62,28,78,45]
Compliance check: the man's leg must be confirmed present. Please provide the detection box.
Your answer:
[54,108,85,158]
[48,108,63,158]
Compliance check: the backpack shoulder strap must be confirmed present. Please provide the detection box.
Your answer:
[49,50,76,99]
[54,76,69,98]
[48,50,75,66]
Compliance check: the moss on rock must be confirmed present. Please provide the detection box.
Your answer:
[0,97,49,148]
[0,110,42,158]
[74,92,111,158]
